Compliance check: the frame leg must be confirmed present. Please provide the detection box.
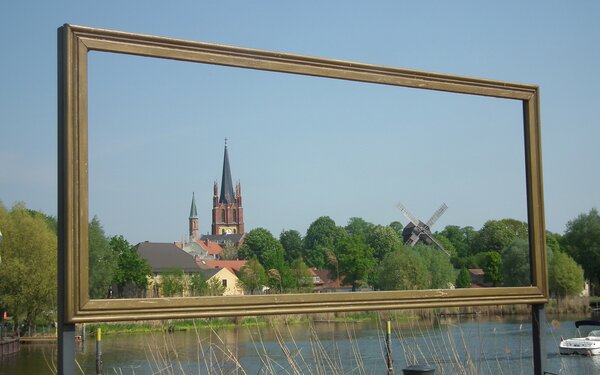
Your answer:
[58,322,76,374]
[531,303,546,375]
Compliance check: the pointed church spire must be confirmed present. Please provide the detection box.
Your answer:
[219,139,235,204]
[189,192,198,219]
[189,192,199,241]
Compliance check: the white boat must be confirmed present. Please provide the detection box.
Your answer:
[559,320,600,356]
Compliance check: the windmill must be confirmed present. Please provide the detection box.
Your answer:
[397,203,450,256]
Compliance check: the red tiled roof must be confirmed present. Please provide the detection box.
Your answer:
[468,268,485,276]
[196,239,224,255]
[197,259,247,274]
[313,269,350,289]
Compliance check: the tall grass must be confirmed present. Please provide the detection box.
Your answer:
[45,307,599,374]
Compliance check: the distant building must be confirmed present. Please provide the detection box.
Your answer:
[136,241,203,297]
[209,140,244,237]
[136,242,244,297]
[137,242,201,274]
[180,140,245,259]
[197,259,247,275]
[197,259,247,296]
[198,267,244,296]
[312,269,355,293]
[468,268,492,288]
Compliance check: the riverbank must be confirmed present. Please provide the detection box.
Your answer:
[76,296,593,336]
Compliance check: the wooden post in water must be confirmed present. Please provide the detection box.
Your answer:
[386,320,394,375]
[96,328,102,375]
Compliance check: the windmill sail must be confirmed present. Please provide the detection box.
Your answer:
[397,202,449,256]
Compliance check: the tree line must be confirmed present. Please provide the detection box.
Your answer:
[1,200,599,334]
[234,211,598,298]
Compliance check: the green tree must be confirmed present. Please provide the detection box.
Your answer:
[474,219,528,254]
[238,258,267,295]
[345,217,374,239]
[219,241,238,260]
[26,210,57,234]
[545,231,562,255]
[303,216,346,268]
[501,239,531,287]
[432,235,457,257]
[110,235,151,298]
[549,252,584,299]
[239,228,285,270]
[388,221,404,239]
[267,268,284,292]
[189,272,208,296]
[325,249,339,283]
[335,235,376,291]
[562,208,600,294]
[160,268,185,297]
[483,251,503,286]
[367,225,402,262]
[418,245,456,289]
[439,225,477,258]
[88,217,117,299]
[289,258,313,293]
[0,203,57,335]
[456,267,471,288]
[375,248,428,291]
[206,277,227,296]
[280,229,303,263]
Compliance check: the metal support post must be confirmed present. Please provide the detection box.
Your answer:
[531,303,546,375]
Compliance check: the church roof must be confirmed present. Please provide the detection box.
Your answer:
[219,142,236,204]
[189,192,198,219]
[200,233,244,245]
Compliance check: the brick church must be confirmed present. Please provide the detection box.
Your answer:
[180,141,245,259]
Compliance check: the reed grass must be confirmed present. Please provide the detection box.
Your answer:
[75,313,595,375]
[42,301,598,374]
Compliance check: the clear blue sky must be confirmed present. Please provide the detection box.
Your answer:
[1,2,599,244]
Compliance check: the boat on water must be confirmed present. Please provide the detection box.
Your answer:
[559,320,600,356]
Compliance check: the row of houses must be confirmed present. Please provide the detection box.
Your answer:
[134,242,352,297]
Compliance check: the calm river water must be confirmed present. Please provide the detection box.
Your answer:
[1,315,599,374]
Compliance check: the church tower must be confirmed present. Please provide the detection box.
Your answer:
[212,140,244,235]
[189,192,199,241]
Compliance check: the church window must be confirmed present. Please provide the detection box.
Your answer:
[221,209,225,223]
[233,209,237,222]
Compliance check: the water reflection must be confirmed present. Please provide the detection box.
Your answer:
[2,316,600,374]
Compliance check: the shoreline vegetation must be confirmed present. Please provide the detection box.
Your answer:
[69,296,595,337]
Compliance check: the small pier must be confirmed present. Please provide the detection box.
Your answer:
[0,336,20,357]
[19,336,57,343]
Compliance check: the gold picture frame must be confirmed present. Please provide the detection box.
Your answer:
[58,24,547,323]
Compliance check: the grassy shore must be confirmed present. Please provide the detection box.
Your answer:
[81,296,593,336]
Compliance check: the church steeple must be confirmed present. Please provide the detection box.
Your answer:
[219,139,235,204]
[189,192,198,219]
[211,139,244,236]
[189,193,199,241]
